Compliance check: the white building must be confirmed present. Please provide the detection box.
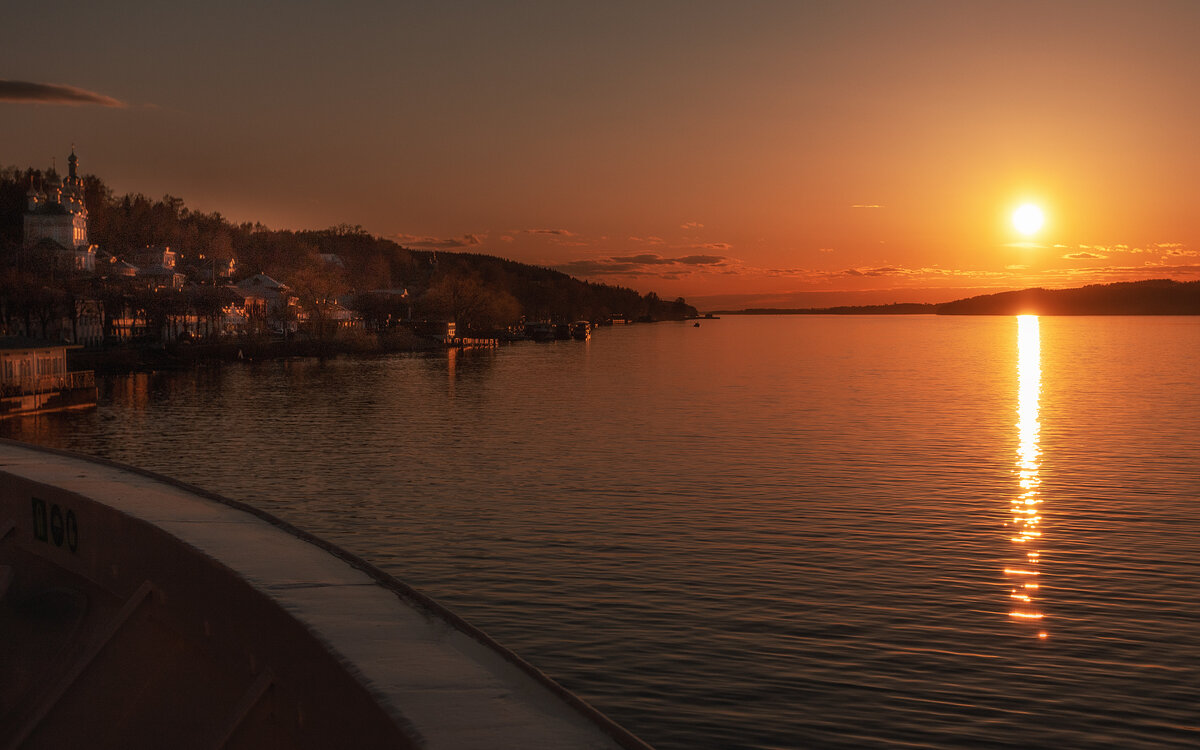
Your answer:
[23,149,97,273]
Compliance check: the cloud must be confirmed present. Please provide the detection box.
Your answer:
[611,254,676,265]
[556,252,730,278]
[699,242,732,251]
[1063,251,1106,259]
[680,221,704,230]
[818,247,835,253]
[775,265,1015,282]
[842,266,913,277]
[851,204,883,209]
[1070,242,1192,256]
[0,79,126,107]
[711,259,1200,292]
[675,255,726,265]
[394,232,483,249]
[521,228,576,236]
[628,236,665,245]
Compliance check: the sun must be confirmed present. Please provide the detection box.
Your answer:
[1013,204,1045,236]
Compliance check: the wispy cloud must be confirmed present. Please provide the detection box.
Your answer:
[521,228,576,236]
[680,221,704,230]
[1063,251,1106,260]
[842,266,917,278]
[818,247,835,253]
[611,254,676,266]
[556,253,730,277]
[851,204,883,209]
[756,265,1015,283]
[676,258,1200,290]
[0,79,126,107]
[394,232,483,249]
[1060,241,1192,257]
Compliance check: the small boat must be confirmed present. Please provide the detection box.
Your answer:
[0,441,651,749]
[523,322,556,342]
[570,321,591,340]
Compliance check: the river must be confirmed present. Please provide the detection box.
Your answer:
[4,315,1198,749]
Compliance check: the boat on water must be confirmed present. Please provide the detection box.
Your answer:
[523,322,557,342]
[0,338,96,419]
[0,440,652,749]
[570,321,591,341]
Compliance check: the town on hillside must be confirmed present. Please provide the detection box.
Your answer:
[0,149,698,359]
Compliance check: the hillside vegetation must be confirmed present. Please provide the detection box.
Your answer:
[0,167,697,329]
[725,280,1200,316]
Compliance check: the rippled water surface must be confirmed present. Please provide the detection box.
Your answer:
[5,316,1199,749]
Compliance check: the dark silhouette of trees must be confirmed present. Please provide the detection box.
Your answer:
[289,265,348,343]
[935,280,1200,315]
[0,167,701,341]
[418,271,521,332]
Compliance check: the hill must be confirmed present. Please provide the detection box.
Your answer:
[718,280,1200,316]
[933,279,1200,315]
[0,166,696,328]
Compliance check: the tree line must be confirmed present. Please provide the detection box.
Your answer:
[1,166,697,337]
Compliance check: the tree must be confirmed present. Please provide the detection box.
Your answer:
[288,266,348,343]
[419,271,521,332]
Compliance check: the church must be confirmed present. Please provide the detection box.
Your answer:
[23,148,97,273]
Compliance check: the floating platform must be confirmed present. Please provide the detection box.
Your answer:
[0,338,96,420]
[0,440,651,749]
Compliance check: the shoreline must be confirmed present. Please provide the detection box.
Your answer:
[67,329,448,375]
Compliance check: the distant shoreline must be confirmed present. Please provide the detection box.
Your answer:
[709,279,1200,317]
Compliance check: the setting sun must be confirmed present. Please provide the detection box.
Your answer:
[1013,204,1045,236]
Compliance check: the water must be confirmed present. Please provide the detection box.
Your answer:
[5,316,1199,749]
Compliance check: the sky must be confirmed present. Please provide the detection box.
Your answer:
[5,0,1200,307]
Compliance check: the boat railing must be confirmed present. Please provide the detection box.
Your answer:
[1,370,95,397]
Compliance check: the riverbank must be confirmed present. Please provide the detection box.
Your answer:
[67,328,444,374]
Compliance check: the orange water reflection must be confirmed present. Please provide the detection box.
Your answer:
[1008,315,1046,636]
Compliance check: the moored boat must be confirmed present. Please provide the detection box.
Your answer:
[523,322,557,342]
[0,338,96,419]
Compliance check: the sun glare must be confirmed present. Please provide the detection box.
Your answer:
[1012,204,1045,236]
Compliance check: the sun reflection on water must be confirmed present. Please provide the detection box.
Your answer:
[1008,315,1046,636]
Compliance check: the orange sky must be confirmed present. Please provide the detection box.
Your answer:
[5,1,1200,306]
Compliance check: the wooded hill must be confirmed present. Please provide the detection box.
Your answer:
[934,279,1200,315]
[0,167,697,329]
[727,280,1200,316]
